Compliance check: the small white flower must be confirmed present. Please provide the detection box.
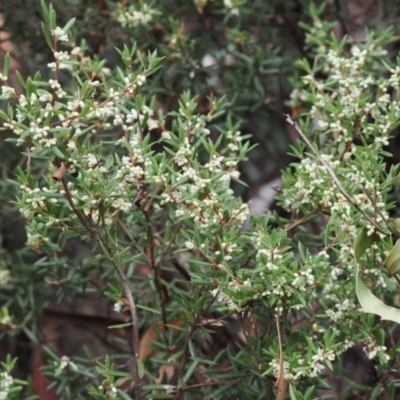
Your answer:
[52,27,69,42]
[185,241,194,250]
[136,75,146,86]
[161,131,171,140]
[113,300,123,313]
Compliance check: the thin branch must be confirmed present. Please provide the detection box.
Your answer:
[142,210,168,327]
[172,380,231,393]
[173,293,220,400]
[60,176,96,234]
[115,217,135,242]
[341,175,392,233]
[55,162,141,397]
[275,307,288,400]
[97,234,142,399]
[155,222,182,268]
[285,115,388,236]
[143,185,161,213]
[285,210,317,232]
[323,220,352,252]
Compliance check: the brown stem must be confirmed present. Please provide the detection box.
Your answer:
[285,211,317,232]
[143,186,161,213]
[341,175,392,233]
[97,235,142,399]
[60,176,96,234]
[173,293,224,399]
[56,163,141,397]
[172,380,230,393]
[156,222,182,268]
[275,307,288,400]
[142,210,168,327]
[323,220,352,252]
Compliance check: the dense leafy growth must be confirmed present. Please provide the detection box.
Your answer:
[2,1,400,399]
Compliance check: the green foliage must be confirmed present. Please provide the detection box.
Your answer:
[3,1,400,399]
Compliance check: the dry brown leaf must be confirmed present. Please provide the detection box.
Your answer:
[157,364,175,383]
[139,318,184,361]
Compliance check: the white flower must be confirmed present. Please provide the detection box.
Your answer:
[185,241,194,249]
[1,86,15,98]
[51,27,69,42]
[136,75,146,86]
[161,131,171,140]
[113,300,123,313]
[147,118,158,131]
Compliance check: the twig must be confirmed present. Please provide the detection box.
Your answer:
[285,115,388,236]
[15,310,34,330]
[341,175,392,233]
[55,162,142,397]
[285,211,317,231]
[193,244,237,277]
[115,217,135,242]
[142,210,168,327]
[25,147,31,171]
[143,185,161,213]
[60,176,96,234]
[173,293,220,400]
[97,234,142,399]
[323,220,352,252]
[172,380,231,393]
[155,222,182,268]
[275,307,288,400]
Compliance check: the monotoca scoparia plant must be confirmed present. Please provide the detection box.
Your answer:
[2,1,400,399]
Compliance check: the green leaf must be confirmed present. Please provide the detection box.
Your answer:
[49,4,56,29]
[385,239,400,274]
[51,146,66,160]
[97,368,132,378]
[137,304,161,314]
[41,22,53,50]
[354,229,400,324]
[371,383,383,400]
[0,109,9,121]
[15,71,26,89]
[137,359,145,379]
[63,17,76,33]
[116,389,133,400]
[354,228,375,262]
[22,327,38,344]
[40,0,50,21]
[108,322,133,329]
[182,360,198,384]
[3,53,10,77]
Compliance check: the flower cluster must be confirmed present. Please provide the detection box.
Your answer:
[0,371,13,400]
[115,3,155,28]
[269,346,336,381]
[363,338,390,362]
[3,2,400,398]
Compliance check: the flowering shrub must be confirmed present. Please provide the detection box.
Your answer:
[2,1,400,399]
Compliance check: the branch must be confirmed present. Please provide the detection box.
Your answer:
[97,234,142,399]
[142,209,168,327]
[285,115,388,236]
[60,176,97,234]
[55,162,141,397]
[275,307,288,400]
